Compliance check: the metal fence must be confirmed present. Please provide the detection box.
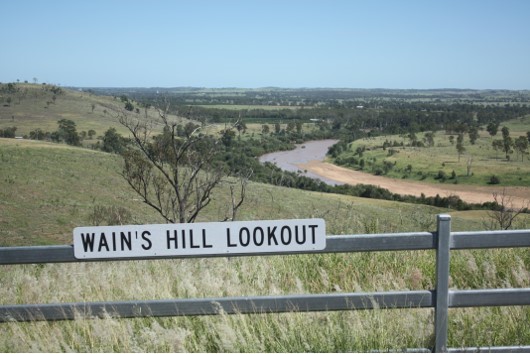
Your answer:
[1,214,529,353]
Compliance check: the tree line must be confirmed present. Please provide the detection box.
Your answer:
[86,87,530,139]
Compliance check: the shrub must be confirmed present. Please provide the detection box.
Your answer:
[88,205,133,226]
[434,170,447,182]
[488,175,501,185]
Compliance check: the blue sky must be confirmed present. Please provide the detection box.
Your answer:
[1,0,529,89]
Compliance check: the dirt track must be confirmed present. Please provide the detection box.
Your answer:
[297,160,530,209]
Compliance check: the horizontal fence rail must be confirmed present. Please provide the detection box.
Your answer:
[3,289,529,322]
[0,291,435,322]
[1,215,529,353]
[2,230,530,265]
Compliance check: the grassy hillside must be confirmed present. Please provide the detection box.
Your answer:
[0,139,159,245]
[1,84,121,137]
[0,83,302,150]
[1,137,513,247]
[0,83,191,142]
[1,137,529,352]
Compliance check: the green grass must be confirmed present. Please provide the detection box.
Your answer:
[1,138,529,351]
[199,121,318,139]
[1,87,528,351]
[1,84,122,137]
[0,139,162,245]
[1,250,528,351]
[339,119,530,187]
[1,137,491,247]
[0,84,188,140]
[194,104,302,111]
[1,84,307,149]
[503,114,530,135]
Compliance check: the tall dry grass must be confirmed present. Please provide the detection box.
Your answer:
[1,243,529,351]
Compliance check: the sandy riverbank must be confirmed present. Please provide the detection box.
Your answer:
[260,140,529,209]
[297,160,530,208]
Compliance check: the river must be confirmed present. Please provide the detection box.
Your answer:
[259,139,530,207]
[259,139,341,185]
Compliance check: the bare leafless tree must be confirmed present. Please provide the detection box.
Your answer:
[118,101,249,223]
[88,205,133,226]
[486,188,529,230]
[466,156,473,177]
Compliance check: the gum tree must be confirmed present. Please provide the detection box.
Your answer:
[501,126,513,160]
[118,102,249,223]
[57,119,80,146]
[456,133,465,162]
[487,189,529,230]
[514,136,529,162]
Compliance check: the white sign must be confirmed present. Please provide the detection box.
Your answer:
[73,219,326,259]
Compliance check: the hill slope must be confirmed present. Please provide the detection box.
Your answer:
[0,138,506,247]
[0,83,188,141]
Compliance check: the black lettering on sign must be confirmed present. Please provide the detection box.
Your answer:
[190,230,200,248]
[226,229,237,247]
[80,233,96,252]
[308,224,318,244]
[111,232,117,251]
[224,223,320,250]
[120,231,132,251]
[167,230,178,249]
[253,227,264,246]
[294,225,306,245]
[181,230,187,249]
[267,226,278,246]
[98,232,110,252]
[141,231,152,250]
[280,226,292,245]
[202,229,213,248]
[239,227,250,247]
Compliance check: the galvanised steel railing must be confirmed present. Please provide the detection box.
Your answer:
[1,215,529,352]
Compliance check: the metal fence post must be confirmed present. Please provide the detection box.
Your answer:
[434,214,452,352]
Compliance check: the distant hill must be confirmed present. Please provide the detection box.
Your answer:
[0,83,188,142]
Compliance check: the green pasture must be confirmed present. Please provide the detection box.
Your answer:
[0,84,313,146]
[1,85,121,136]
[503,114,530,135]
[200,121,318,140]
[340,120,530,186]
[0,139,157,245]
[194,104,302,111]
[0,84,186,140]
